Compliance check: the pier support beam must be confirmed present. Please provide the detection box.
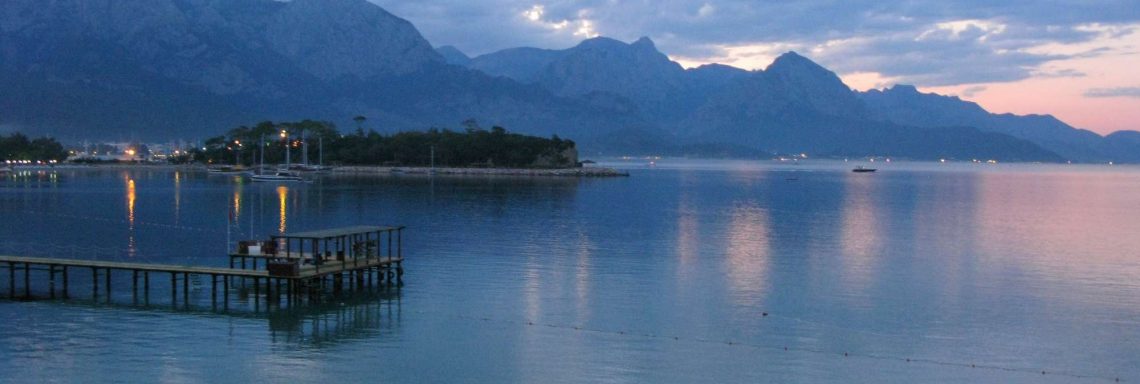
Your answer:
[49,265,56,299]
[24,263,31,299]
[182,272,189,307]
[171,273,177,306]
[132,270,138,302]
[8,262,14,299]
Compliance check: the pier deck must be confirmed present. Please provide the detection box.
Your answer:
[0,255,404,280]
[1,225,407,309]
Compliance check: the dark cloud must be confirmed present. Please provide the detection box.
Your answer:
[367,0,1139,86]
[1085,87,1140,98]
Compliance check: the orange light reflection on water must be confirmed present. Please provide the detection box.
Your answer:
[277,185,288,234]
[126,177,137,258]
[232,185,242,224]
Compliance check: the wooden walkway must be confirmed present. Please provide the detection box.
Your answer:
[0,254,403,308]
[2,225,407,310]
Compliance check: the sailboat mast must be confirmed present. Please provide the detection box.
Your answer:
[302,131,309,166]
[259,133,265,175]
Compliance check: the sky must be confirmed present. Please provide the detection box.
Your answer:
[369,0,1139,135]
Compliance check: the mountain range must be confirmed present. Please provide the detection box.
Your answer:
[1,0,1136,162]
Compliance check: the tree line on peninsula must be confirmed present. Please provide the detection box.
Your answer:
[193,119,579,169]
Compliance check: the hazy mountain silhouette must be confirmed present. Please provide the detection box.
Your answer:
[0,0,644,150]
[859,85,1108,161]
[467,36,1132,161]
[1,0,1134,161]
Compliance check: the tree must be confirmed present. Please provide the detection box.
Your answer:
[1,133,68,162]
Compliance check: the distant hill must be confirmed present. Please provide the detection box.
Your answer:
[678,52,1060,160]
[858,85,1108,161]
[0,0,647,151]
[2,0,1136,161]
[1100,131,1140,163]
[466,36,1135,161]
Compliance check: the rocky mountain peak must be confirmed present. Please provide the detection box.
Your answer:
[539,36,685,108]
[888,84,920,94]
[263,0,443,79]
[765,51,843,85]
[631,36,656,50]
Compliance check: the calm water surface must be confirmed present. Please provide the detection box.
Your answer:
[1,160,1138,383]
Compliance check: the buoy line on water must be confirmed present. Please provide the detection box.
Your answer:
[440,313,1123,383]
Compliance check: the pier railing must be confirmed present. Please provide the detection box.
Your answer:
[230,225,404,278]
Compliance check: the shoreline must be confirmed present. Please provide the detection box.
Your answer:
[332,165,629,177]
[13,163,629,177]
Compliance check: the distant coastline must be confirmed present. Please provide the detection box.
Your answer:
[332,165,628,177]
[11,163,629,177]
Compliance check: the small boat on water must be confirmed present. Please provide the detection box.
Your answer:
[852,166,877,173]
[250,170,305,182]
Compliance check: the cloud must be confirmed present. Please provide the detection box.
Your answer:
[1084,87,1140,98]
[1032,68,1086,78]
[803,22,1085,86]
[961,86,988,97]
[367,0,1140,86]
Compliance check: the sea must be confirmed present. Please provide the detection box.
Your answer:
[1,159,1138,383]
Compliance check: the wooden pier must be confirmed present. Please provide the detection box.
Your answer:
[0,225,405,310]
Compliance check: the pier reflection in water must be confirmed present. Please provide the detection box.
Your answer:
[13,286,403,347]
